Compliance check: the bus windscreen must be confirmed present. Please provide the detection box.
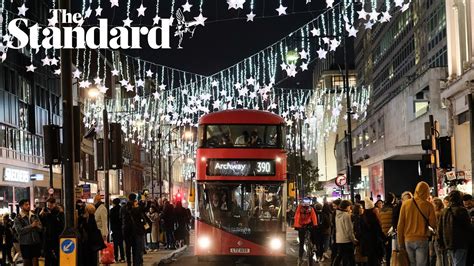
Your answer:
[197,183,284,237]
[200,125,282,148]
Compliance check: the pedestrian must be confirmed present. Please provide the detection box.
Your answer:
[293,198,318,266]
[330,198,342,263]
[174,201,189,248]
[2,214,14,264]
[397,181,437,266]
[13,199,42,266]
[333,200,357,266]
[122,194,136,266]
[110,198,125,263]
[147,205,160,251]
[437,190,471,266]
[94,194,108,241]
[10,212,21,263]
[432,197,447,266]
[162,199,176,249]
[314,203,330,262]
[39,198,64,266]
[380,192,395,264]
[183,202,192,245]
[129,196,147,266]
[462,193,474,266]
[360,198,385,266]
[78,203,106,266]
[352,203,366,265]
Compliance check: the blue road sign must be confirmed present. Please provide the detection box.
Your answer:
[61,239,75,254]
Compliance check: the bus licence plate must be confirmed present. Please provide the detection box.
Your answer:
[230,248,250,254]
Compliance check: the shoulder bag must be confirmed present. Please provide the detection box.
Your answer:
[412,199,436,238]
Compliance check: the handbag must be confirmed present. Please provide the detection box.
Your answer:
[391,249,409,266]
[100,242,115,264]
[412,199,436,237]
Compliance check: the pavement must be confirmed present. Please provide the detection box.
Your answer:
[104,245,188,266]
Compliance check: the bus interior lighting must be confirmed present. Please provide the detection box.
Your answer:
[198,236,211,249]
[269,238,283,250]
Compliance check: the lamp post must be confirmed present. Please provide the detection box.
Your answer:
[87,87,110,238]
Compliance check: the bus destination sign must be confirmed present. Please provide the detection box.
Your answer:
[207,159,275,176]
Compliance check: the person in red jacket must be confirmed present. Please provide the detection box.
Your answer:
[294,198,318,264]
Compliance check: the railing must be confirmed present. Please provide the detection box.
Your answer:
[0,147,45,166]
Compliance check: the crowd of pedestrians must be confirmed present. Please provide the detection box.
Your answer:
[292,181,474,266]
[0,192,191,266]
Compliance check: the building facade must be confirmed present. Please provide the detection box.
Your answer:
[440,0,474,195]
[335,0,449,197]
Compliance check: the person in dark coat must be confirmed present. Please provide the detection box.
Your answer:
[2,214,14,264]
[122,194,136,266]
[78,204,106,266]
[438,190,472,266]
[360,198,385,266]
[110,198,125,262]
[174,201,189,246]
[162,200,176,249]
[39,198,64,266]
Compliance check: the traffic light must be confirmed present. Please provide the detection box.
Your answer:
[438,136,454,170]
[288,182,296,198]
[43,125,61,165]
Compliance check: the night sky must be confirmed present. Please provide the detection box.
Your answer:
[71,0,327,87]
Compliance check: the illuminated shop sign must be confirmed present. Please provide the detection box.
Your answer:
[4,168,30,183]
[207,160,275,176]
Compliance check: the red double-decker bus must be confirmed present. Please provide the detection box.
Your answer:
[194,109,287,260]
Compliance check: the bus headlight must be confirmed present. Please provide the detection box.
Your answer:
[198,236,211,249]
[275,156,281,163]
[269,238,283,250]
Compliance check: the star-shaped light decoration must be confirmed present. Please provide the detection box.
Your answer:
[211,80,219,87]
[194,13,207,26]
[72,69,82,79]
[369,11,379,21]
[280,62,287,70]
[301,62,309,71]
[54,69,61,75]
[133,94,140,102]
[325,0,335,8]
[111,69,119,76]
[95,6,103,16]
[137,4,147,17]
[364,20,374,29]
[79,80,91,88]
[249,92,257,99]
[48,16,58,27]
[152,91,160,99]
[153,15,160,25]
[357,9,368,20]
[212,100,221,109]
[317,48,327,59]
[94,77,102,85]
[136,79,145,88]
[159,84,166,91]
[322,37,330,44]
[182,1,192,12]
[238,87,249,97]
[246,11,256,22]
[50,57,59,66]
[401,3,410,12]
[347,26,358,37]
[126,84,134,92]
[219,90,227,97]
[18,4,28,16]
[41,56,50,66]
[329,39,340,51]
[84,7,92,18]
[299,49,308,60]
[234,82,242,89]
[380,11,391,23]
[110,0,119,8]
[120,79,129,87]
[123,17,133,27]
[394,0,404,7]
[146,69,154,77]
[276,4,287,16]
[311,28,320,36]
[246,77,255,85]
[26,64,36,72]
[99,85,109,94]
